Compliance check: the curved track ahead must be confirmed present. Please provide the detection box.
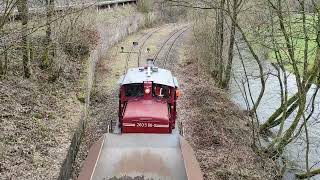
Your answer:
[124,28,161,73]
[162,27,191,69]
[124,24,190,73]
[153,26,189,64]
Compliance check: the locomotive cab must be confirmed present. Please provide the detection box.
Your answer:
[118,59,179,134]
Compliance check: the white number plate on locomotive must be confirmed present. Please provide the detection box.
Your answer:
[136,123,154,127]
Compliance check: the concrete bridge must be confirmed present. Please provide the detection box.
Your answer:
[97,0,138,9]
[2,0,138,21]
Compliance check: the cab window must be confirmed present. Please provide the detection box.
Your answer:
[125,84,144,97]
[153,84,170,99]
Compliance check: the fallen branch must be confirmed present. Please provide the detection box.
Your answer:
[296,168,320,179]
[0,114,15,118]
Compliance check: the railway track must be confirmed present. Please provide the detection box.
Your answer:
[124,25,190,73]
[153,26,190,69]
[137,28,162,67]
[162,27,190,69]
[124,28,161,73]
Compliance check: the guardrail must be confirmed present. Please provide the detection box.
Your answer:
[3,0,138,20]
[97,0,137,9]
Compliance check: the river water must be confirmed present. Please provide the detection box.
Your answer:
[229,43,320,179]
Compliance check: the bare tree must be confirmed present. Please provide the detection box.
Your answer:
[42,0,55,69]
[260,0,320,134]
[0,0,18,76]
[221,0,242,88]
[0,0,17,29]
[17,0,31,78]
[216,0,225,84]
[255,0,320,156]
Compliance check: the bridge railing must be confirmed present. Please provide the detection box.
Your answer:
[1,0,138,20]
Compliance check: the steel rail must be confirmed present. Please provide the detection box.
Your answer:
[153,26,188,64]
[137,27,161,67]
[123,27,160,74]
[163,27,190,69]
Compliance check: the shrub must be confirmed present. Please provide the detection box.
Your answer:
[137,0,153,13]
[58,11,99,59]
[61,27,99,59]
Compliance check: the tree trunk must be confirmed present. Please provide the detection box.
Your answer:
[0,44,9,76]
[270,96,306,154]
[213,9,219,78]
[296,169,320,179]
[4,48,8,75]
[17,0,31,78]
[259,94,299,133]
[0,55,3,76]
[43,0,55,69]
[222,0,238,88]
[217,0,225,85]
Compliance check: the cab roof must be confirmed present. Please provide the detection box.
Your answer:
[119,67,179,88]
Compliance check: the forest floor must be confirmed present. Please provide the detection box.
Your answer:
[74,23,278,180]
[0,60,84,179]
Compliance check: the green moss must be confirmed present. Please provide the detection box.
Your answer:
[33,112,43,119]
[77,92,86,103]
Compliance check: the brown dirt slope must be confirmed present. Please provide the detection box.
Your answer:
[0,73,82,179]
[176,45,278,179]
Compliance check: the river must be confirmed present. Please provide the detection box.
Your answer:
[229,42,320,179]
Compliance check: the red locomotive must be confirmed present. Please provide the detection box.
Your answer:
[118,59,180,133]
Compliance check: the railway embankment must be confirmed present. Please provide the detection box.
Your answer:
[0,5,156,180]
[176,45,279,179]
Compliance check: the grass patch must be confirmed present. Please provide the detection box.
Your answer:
[267,14,318,74]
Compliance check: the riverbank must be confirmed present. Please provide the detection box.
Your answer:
[176,32,279,179]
